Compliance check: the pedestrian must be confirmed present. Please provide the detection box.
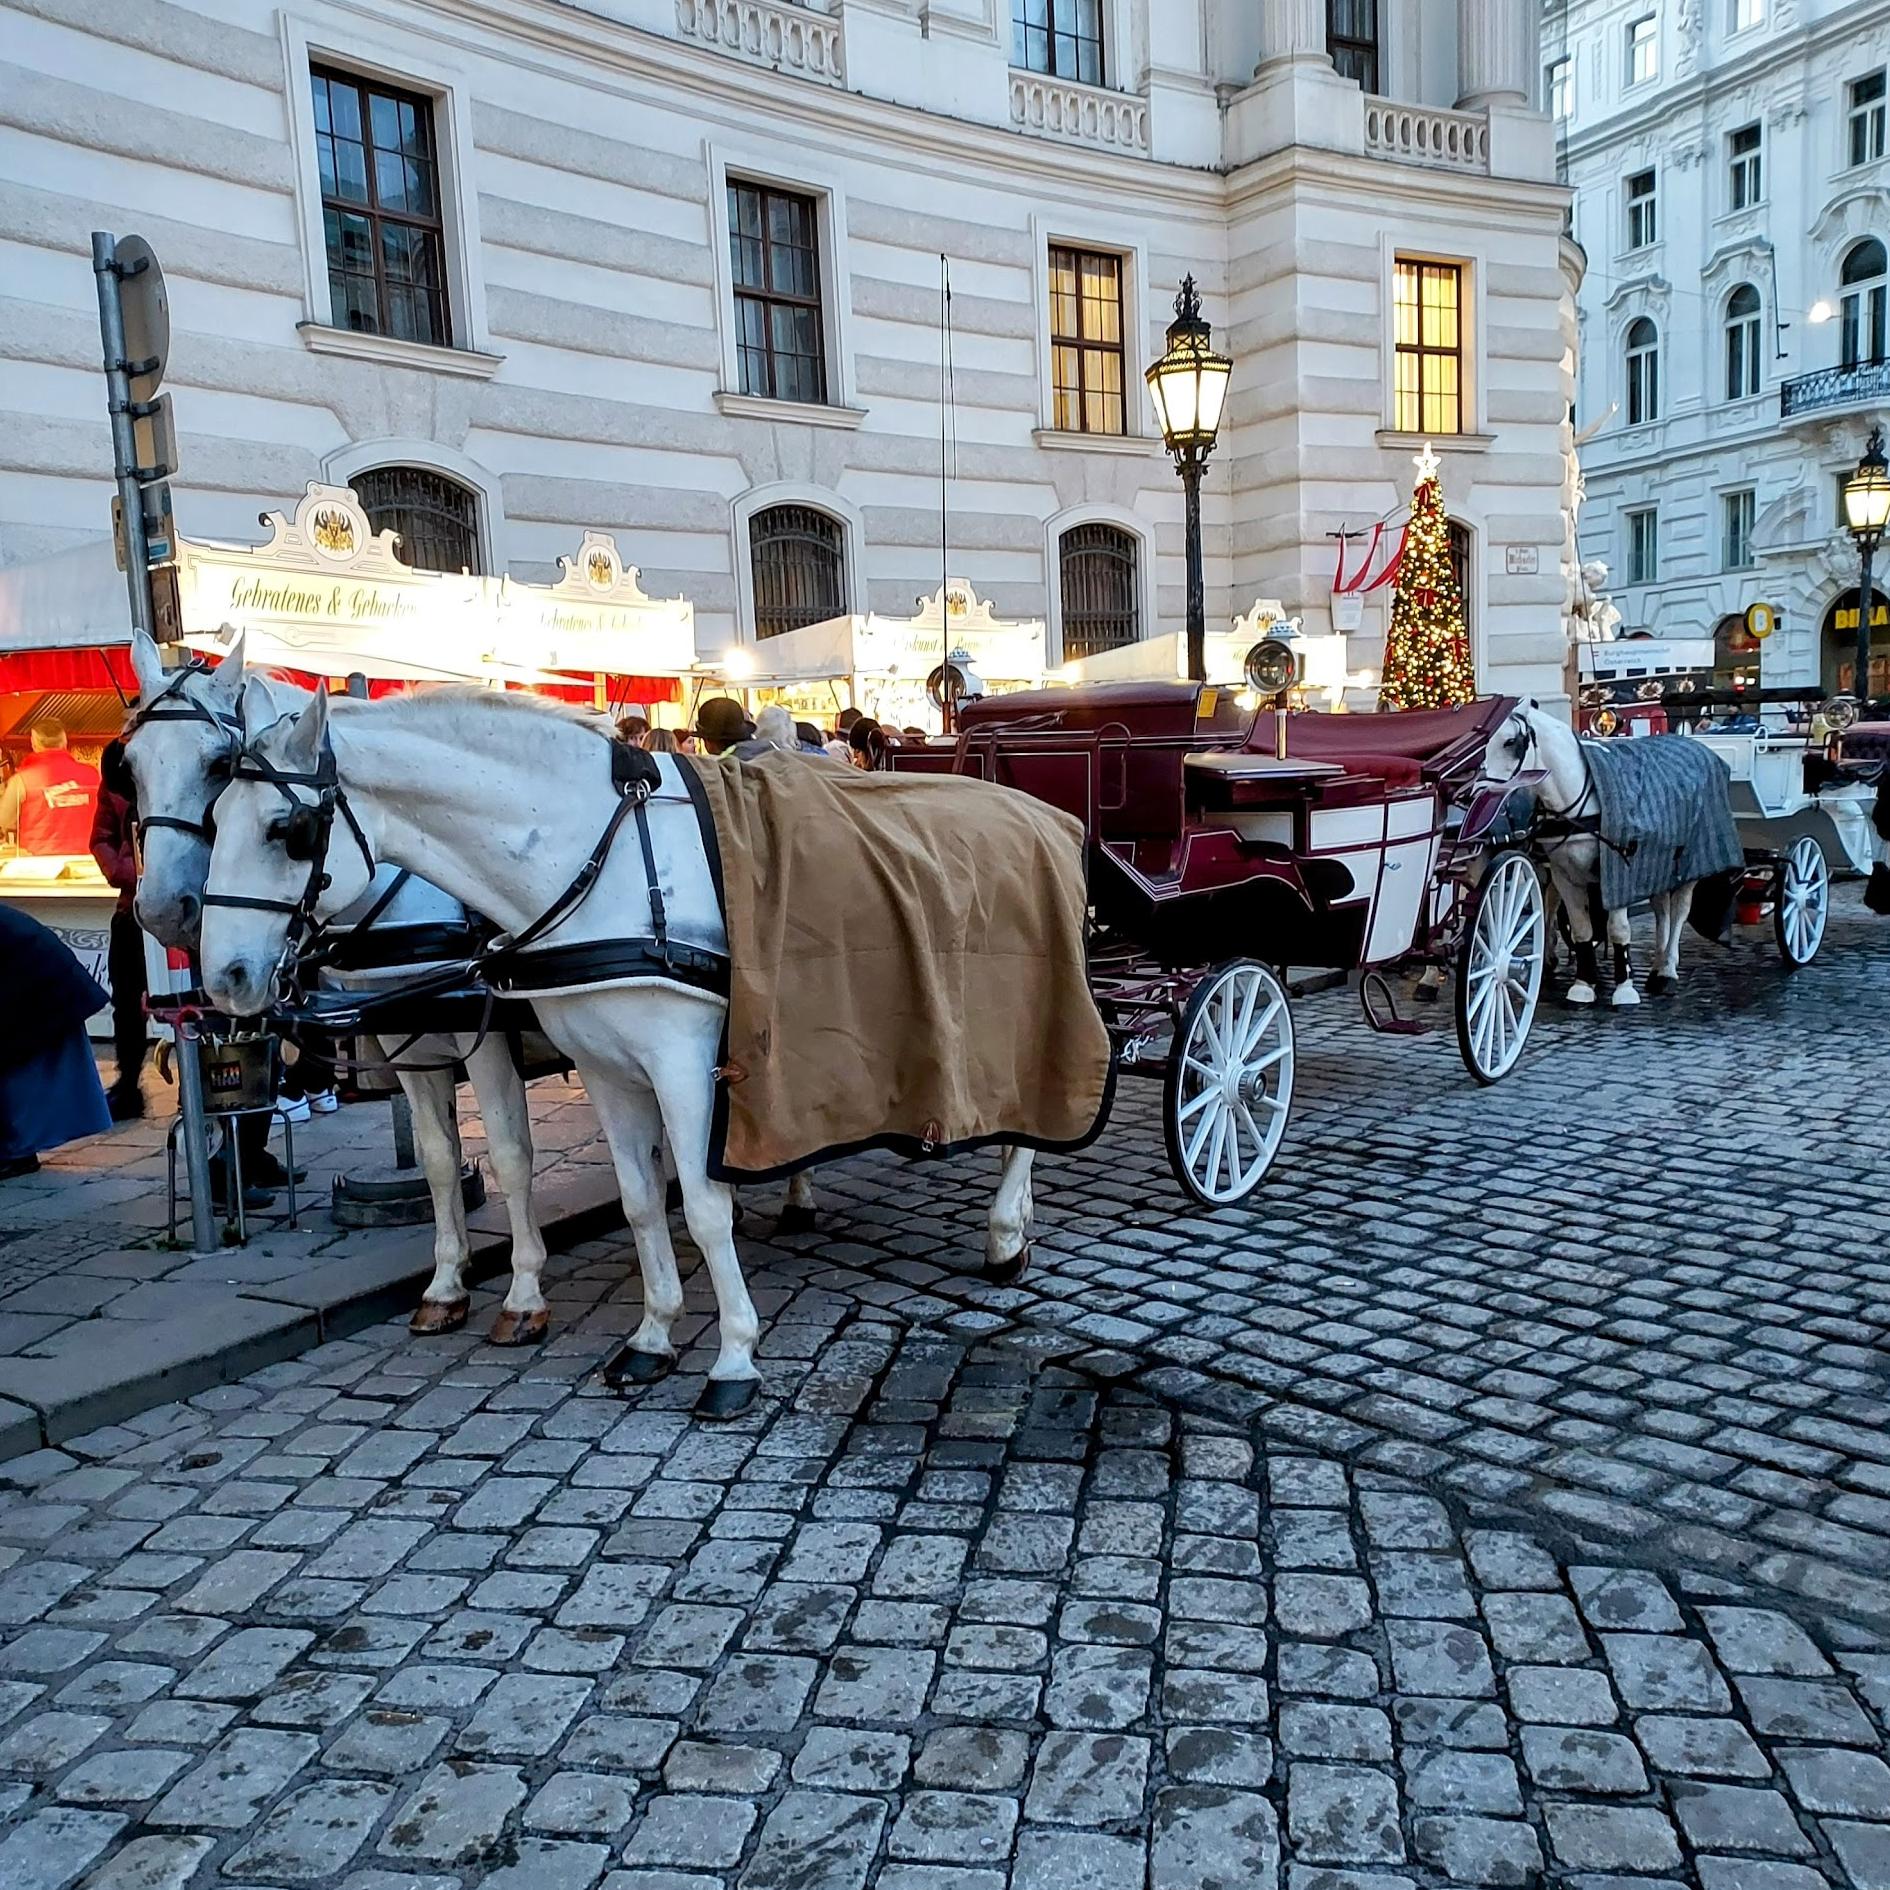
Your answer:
[694,696,751,756]
[276,1033,339,1123]
[795,720,828,755]
[642,727,679,753]
[0,717,99,856]
[0,903,111,1180]
[751,704,797,752]
[617,712,649,746]
[89,738,148,1120]
[847,717,889,770]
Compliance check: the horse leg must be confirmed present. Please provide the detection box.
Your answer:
[399,1056,473,1336]
[778,1170,817,1234]
[646,1048,760,1421]
[1645,892,1675,996]
[1552,864,1599,1004]
[467,1034,551,1347]
[1608,905,1640,1006]
[586,1078,687,1390]
[984,1145,1035,1284]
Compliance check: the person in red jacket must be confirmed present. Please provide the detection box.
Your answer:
[90,739,146,1119]
[0,719,99,856]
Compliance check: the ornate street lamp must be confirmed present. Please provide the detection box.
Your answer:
[1843,425,1890,709]
[1147,276,1232,684]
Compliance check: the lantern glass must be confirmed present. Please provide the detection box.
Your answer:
[1146,276,1231,457]
[1845,459,1890,544]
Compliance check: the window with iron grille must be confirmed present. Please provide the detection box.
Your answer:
[728,182,828,406]
[1725,284,1763,400]
[1011,0,1104,85]
[1327,0,1379,92]
[1627,15,1657,86]
[1392,260,1463,436]
[1841,238,1888,368]
[1058,524,1139,658]
[1625,169,1657,250]
[350,467,481,573]
[312,66,449,346]
[750,505,845,640]
[1626,507,1658,585]
[1049,247,1126,435]
[1728,123,1762,211]
[1626,317,1660,425]
[1723,489,1757,571]
[1850,72,1887,168]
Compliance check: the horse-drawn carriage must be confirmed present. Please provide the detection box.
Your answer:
[891,679,1546,1206]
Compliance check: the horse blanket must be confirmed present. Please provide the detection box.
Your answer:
[681,751,1114,1182]
[1583,735,1743,912]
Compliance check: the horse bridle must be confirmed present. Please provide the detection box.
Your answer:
[125,658,244,849]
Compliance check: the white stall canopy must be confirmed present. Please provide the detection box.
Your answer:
[732,580,1045,730]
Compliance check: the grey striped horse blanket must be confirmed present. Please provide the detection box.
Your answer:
[1583,735,1743,912]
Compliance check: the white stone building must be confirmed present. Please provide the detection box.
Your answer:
[1,0,1574,698]
[1552,0,1890,698]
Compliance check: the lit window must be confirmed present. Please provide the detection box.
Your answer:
[1627,16,1658,86]
[749,505,844,639]
[1546,57,1572,121]
[1626,508,1658,585]
[1049,247,1126,436]
[312,67,450,346]
[1626,169,1657,250]
[1059,524,1139,657]
[1714,613,1762,690]
[1729,123,1762,211]
[1328,0,1379,93]
[1725,285,1763,400]
[1626,318,1660,426]
[728,182,827,406]
[1731,0,1764,31]
[1392,260,1464,436]
[1011,0,1104,85]
[1851,73,1887,169]
[1841,238,1889,369]
[1722,490,1757,571]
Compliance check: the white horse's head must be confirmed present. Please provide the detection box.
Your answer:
[1480,700,1584,815]
[1480,700,1547,789]
[200,682,377,1017]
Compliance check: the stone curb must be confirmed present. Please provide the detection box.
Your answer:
[0,1162,624,1460]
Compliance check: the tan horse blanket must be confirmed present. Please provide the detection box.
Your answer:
[680,751,1113,1181]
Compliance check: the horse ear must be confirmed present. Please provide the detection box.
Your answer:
[240,674,279,742]
[207,629,246,703]
[130,629,165,700]
[281,684,330,770]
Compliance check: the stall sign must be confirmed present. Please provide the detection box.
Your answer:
[1745,602,1777,641]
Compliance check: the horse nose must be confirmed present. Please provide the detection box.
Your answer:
[175,891,200,934]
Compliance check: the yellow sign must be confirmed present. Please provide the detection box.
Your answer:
[1745,602,1776,640]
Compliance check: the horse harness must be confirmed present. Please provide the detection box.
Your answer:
[124,657,242,850]
[1499,711,1637,865]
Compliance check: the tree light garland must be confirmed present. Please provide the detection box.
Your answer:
[1379,444,1476,711]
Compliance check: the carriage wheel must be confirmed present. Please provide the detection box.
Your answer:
[1454,849,1545,1086]
[1775,836,1830,967]
[1162,960,1294,1209]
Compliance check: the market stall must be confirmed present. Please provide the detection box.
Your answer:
[0,482,700,1026]
[731,581,1046,732]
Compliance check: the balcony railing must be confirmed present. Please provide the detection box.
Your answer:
[1362,100,1490,174]
[674,0,844,86]
[1780,359,1890,419]
[1009,71,1150,155]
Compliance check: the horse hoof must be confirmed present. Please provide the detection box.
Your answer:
[603,1345,675,1390]
[410,1297,469,1336]
[1645,973,1674,997]
[777,1202,817,1235]
[984,1244,1029,1286]
[696,1376,760,1422]
[1565,982,1596,1007]
[488,1307,549,1347]
[1612,983,1641,1008]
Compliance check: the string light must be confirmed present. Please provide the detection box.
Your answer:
[1379,445,1476,713]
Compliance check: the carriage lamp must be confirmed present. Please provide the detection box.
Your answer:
[1244,638,1300,759]
[1843,426,1890,710]
[1148,277,1232,687]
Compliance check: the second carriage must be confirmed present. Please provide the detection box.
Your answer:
[892,678,1545,1207]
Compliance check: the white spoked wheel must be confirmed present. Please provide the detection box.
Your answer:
[1455,849,1545,1086]
[1775,836,1829,967]
[1163,960,1294,1208]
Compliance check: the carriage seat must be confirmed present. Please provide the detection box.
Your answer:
[1244,698,1517,787]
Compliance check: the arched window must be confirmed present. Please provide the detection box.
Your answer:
[349,467,482,573]
[1625,317,1660,425]
[1823,586,1890,697]
[1448,519,1474,652]
[1841,238,1888,367]
[749,504,845,639]
[1713,612,1762,691]
[1058,524,1139,658]
[1725,284,1763,400]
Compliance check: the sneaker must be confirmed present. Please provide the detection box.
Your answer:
[276,1093,311,1125]
[308,1089,340,1116]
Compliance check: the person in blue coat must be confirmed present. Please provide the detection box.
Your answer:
[0,903,111,1180]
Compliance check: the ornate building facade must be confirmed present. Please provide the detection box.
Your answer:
[1553,0,1890,696]
[2,0,1574,696]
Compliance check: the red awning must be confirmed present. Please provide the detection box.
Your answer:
[0,647,139,694]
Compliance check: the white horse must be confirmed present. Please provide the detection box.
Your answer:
[123,633,554,1343]
[1481,702,1694,1006]
[195,680,1038,1419]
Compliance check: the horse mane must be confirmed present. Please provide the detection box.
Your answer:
[353,684,612,734]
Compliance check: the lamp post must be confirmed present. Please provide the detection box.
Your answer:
[1146,276,1232,684]
[1843,426,1890,711]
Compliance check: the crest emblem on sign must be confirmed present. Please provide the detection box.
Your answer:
[310,505,357,558]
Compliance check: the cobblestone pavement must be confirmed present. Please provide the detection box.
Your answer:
[0,893,1882,1886]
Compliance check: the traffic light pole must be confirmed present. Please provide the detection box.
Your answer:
[93,230,219,1259]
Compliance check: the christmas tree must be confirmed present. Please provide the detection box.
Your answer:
[1380,444,1476,711]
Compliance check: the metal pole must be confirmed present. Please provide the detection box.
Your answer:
[94,231,218,1256]
[1182,455,1206,684]
[1858,536,1877,713]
